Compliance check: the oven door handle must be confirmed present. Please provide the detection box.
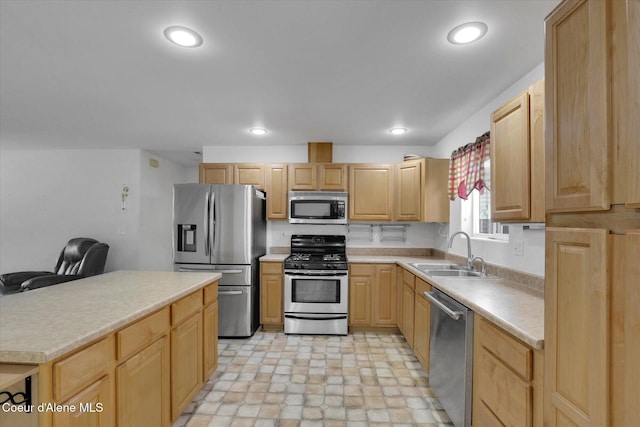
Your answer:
[284,314,348,321]
[284,271,348,277]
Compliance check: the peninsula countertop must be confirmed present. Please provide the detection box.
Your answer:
[0,270,221,364]
[260,253,544,349]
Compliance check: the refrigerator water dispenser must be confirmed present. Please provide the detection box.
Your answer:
[177,224,196,252]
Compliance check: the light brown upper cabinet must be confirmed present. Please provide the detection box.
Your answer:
[349,164,394,221]
[318,164,348,191]
[395,158,450,222]
[491,79,545,222]
[200,163,264,189]
[265,164,288,220]
[234,163,265,190]
[545,0,638,212]
[289,163,348,191]
[199,163,233,185]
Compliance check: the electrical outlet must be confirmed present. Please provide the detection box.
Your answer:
[513,240,524,256]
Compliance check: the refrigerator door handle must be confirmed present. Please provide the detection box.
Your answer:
[219,290,244,296]
[211,191,216,260]
[176,267,244,274]
[204,191,210,256]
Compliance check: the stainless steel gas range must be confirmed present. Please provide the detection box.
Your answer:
[283,235,348,335]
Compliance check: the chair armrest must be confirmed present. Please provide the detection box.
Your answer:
[0,271,53,289]
[21,275,82,291]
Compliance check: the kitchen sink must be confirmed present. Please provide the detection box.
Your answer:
[426,269,496,278]
[409,262,463,272]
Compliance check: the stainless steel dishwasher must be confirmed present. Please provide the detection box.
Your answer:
[424,288,474,427]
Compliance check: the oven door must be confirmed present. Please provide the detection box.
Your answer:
[284,270,348,314]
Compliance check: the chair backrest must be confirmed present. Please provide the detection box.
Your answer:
[54,238,109,277]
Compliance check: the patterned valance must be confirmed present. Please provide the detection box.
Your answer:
[448,131,491,200]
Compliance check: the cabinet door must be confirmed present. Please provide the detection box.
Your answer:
[199,163,233,184]
[117,337,170,427]
[171,312,203,420]
[413,279,431,371]
[372,264,396,326]
[349,164,394,221]
[491,91,531,221]
[627,0,640,207]
[288,163,317,190]
[545,0,610,212]
[265,164,288,220]
[544,227,609,427]
[402,283,415,348]
[260,262,283,325]
[203,301,218,381]
[396,267,404,333]
[611,231,640,427]
[395,160,422,222]
[53,375,114,427]
[318,164,348,191]
[349,273,371,326]
[234,164,265,190]
[423,158,451,223]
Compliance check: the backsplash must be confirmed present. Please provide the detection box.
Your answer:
[267,221,440,250]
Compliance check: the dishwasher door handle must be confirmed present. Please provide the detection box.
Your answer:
[424,291,462,320]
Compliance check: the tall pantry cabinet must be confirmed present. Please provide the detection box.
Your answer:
[544,1,640,427]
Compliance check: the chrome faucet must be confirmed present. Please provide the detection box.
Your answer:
[448,231,474,269]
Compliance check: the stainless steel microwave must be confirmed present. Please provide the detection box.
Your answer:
[288,191,348,224]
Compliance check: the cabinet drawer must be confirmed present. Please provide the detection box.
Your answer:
[415,277,430,298]
[350,263,373,276]
[476,347,532,427]
[117,307,169,361]
[477,316,532,380]
[171,291,203,326]
[402,269,415,290]
[203,282,218,305]
[261,262,283,275]
[53,336,113,401]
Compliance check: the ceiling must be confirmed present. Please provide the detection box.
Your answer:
[0,0,558,165]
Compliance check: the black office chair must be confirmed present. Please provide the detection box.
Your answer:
[0,237,109,296]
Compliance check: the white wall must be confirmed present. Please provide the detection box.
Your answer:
[0,149,190,274]
[139,152,192,270]
[430,62,546,276]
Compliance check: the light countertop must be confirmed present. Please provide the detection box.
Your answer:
[0,270,220,364]
[260,254,544,349]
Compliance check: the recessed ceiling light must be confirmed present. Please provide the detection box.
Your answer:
[447,22,488,45]
[389,128,408,135]
[164,26,203,48]
[249,128,268,136]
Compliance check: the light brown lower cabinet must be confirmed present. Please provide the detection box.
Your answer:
[53,374,113,427]
[260,261,284,327]
[171,312,204,419]
[348,263,396,328]
[117,336,170,427]
[473,315,543,427]
[401,271,415,349]
[412,278,431,370]
[203,300,219,380]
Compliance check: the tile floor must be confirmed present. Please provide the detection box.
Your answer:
[172,331,453,427]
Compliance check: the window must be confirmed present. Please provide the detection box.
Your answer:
[469,159,509,240]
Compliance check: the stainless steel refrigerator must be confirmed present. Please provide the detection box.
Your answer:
[173,184,266,337]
